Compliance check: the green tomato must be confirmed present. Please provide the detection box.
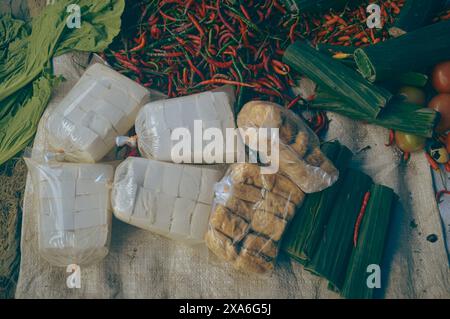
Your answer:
[398,86,426,106]
[395,131,426,153]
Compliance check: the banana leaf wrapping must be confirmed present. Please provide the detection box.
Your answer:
[391,0,445,34]
[342,184,398,299]
[283,42,392,118]
[355,20,450,82]
[281,141,353,264]
[306,169,373,291]
[310,91,438,138]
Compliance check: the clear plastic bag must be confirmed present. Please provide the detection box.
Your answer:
[111,157,224,244]
[237,100,338,193]
[135,88,235,163]
[24,153,114,267]
[45,63,155,163]
[205,163,306,274]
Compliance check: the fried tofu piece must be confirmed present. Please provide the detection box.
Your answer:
[223,196,255,222]
[237,101,282,130]
[205,228,238,262]
[242,233,278,258]
[232,183,265,203]
[209,205,249,241]
[290,131,310,158]
[229,163,276,191]
[305,147,339,176]
[250,210,287,241]
[253,191,296,220]
[235,248,274,274]
[277,144,338,193]
[272,174,305,205]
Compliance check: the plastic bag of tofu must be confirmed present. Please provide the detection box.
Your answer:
[111,157,224,244]
[45,63,160,163]
[135,87,236,163]
[205,163,306,274]
[237,100,338,193]
[24,151,114,267]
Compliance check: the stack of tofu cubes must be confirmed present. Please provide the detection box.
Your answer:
[112,90,237,244]
[32,63,152,266]
[112,158,223,244]
[33,162,114,266]
[135,90,236,162]
[46,63,151,163]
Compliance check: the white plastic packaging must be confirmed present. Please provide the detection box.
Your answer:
[24,156,114,267]
[237,100,339,193]
[135,89,236,163]
[111,157,224,244]
[45,63,152,163]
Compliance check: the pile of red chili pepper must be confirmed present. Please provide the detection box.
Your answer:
[104,0,404,132]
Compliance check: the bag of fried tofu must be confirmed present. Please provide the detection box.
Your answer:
[45,63,162,163]
[237,101,338,193]
[205,163,308,274]
[24,151,114,267]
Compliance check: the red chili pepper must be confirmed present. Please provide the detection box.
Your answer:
[198,78,255,88]
[186,57,205,81]
[353,191,371,247]
[130,32,147,52]
[287,96,302,109]
[206,57,233,69]
[445,161,450,173]
[188,13,205,37]
[385,129,395,147]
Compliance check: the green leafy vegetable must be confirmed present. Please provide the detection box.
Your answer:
[0,0,125,165]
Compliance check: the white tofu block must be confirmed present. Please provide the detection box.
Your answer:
[74,209,107,230]
[143,161,165,192]
[69,125,99,150]
[195,92,219,121]
[179,166,201,201]
[111,181,138,221]
[77,164,114,182]
[76,179,108,196]
[39,180,76,199]
[75,193,109,211]
[100,89,136,116]
[132,187,154,221]
[198,168,223,204]
[169,197,196,240]
[39,196,75,216]
[190,203,212,243]
[213,92,235,123]
[75,225,109,251]
[161,163,183,197]
[163,99,183,128]
[47,63,151,163]
[95,100,131,133]
[40,207,75,232]
[36,164,78,182]
[80,111,116,139]
[150,193,175,236]
[65,107,88,125]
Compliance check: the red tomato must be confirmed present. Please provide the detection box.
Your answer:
[428,94,450,133]
[432,61,450,93]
